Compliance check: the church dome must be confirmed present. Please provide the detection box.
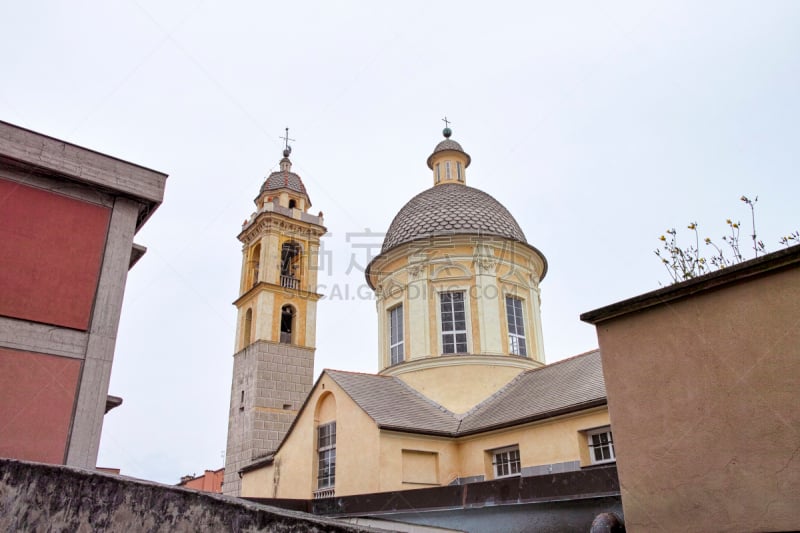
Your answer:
[381,183,527,253]
[260,165,308,196]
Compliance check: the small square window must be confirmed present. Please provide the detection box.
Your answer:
[492,445,521,478]
[587,428,615,464]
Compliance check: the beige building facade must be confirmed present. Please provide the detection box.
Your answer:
[233,129,614,501]
[582,246,800,532]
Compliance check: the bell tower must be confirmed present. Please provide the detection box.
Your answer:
[223,137,326,496]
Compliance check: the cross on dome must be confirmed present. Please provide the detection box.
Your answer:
[280,127,295,157]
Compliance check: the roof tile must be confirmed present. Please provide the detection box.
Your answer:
[325,350,605,437]
[381,184,527,253]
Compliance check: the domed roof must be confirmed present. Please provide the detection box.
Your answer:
[259,157,310,205]
[381,183,527,253]
[426,139,471,169]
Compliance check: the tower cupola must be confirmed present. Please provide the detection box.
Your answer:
[256,145,311,212]
[427,126,471,186]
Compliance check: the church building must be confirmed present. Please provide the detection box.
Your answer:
[224,127,613,501]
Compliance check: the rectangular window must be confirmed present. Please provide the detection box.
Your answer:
[317,422,336,488]
[440,291,467,354]
[445,161,451,180]
[457,161,463,181]
[389,305,404,365]
[493,446,521,478]
[436,163,441,182]
[587,428,615,464]
[505,296,527,356]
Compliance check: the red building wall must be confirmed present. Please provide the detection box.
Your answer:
[0,178,110,331]
[179,469,225,493]
[0,178,110,463]
[0,348,82,463]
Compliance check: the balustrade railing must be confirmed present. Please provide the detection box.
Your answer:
[280,275,299,290]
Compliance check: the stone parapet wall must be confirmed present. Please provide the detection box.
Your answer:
[0,458,374,532]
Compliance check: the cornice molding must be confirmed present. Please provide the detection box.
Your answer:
[379,353,542,377]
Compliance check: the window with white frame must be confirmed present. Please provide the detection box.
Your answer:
[456,161,463,181]
[445,161,451,180]
[317,422,336,488]
[505,296,527,356]
[440,291,467,354]
[492,445,521,478]
[389,304,404,365]
[436,163,441,182]
[587,427,615,464]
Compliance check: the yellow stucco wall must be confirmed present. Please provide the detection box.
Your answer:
[457,408,611,479]
[395,362,525,414]
[370,237,546,372]
[379,432,460,490]
[240,374,611,499]
[241,374,383,499]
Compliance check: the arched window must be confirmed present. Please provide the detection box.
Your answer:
[280,305,295,344]
[288,199,297,209]
[280,242,302,289]
[249,243,261,288]
[243,308,253,347]
[314,392,337,497]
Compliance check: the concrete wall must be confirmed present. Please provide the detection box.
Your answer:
[0,121,167,470]
[0,458,374,532]
[250,465,622,533]
[582,246,800,532]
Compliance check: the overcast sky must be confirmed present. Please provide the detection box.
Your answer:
[2,1,798,484]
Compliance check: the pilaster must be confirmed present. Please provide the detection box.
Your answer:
[407,255,431,359]
[474,244,503,355]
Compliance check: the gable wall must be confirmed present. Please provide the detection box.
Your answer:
[241,378,611,498]
[457,407,611,480]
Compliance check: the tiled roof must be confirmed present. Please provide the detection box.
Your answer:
[260,169,309,198]
[457,350,606,434]
[381,184,527,253]
[426,138,472,169]
[326,370,460,435]
[434,139,464,153]
[326,350,606,437]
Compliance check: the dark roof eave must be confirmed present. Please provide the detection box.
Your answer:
[457,398,608,437]
[238,455,275,475]
[378,424,458,438]
[377,397,607,438]
[581,245,800,325]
